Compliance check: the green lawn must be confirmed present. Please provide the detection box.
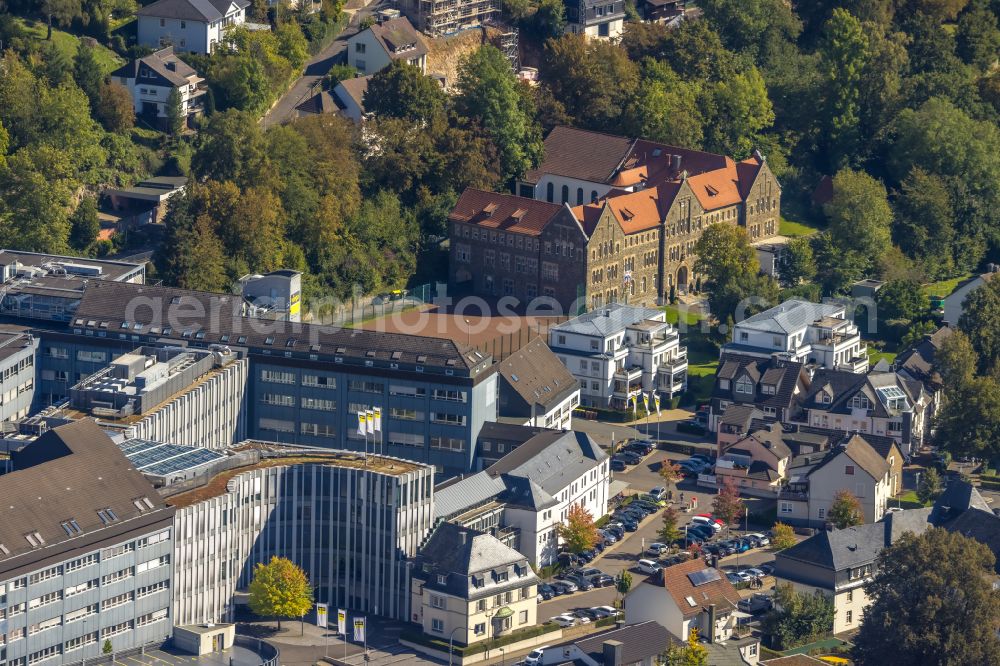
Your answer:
[779,216,822,237]
[867,349,897,366]
[893,490,929,510]
[663,304,705,327]
[15,18,123,74]
[921,273,973,299]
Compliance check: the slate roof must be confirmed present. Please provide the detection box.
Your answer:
[804,368,918,418]
[368,17,428,60]
[718,404,761,430]
[573,621,672,665]
[942,508,1000,572]
[449,188,566,237]
[807,434,889,481]
[0,420,172,577]
[712,353,805,411]
[743,423,792,460]
[414,522,537,600]
[336,75,370,109]
[137,0,249,21]
[897,326,952,390]
[111,47,198,87]
[659,558,741,618]
[74,281,481,370]
[761,656,828,666]
[496,337,579,411]
[433,471,507,519]
[553,303,664,339]
[736,300,845,335]
[485,430,607,496]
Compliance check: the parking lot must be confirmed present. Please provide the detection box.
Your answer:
[537,443,783,622]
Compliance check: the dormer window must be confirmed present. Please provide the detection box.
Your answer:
[820,392,832,404]
[849,395,870,410]
[735,376,754,395]
[437,574,447,585]
[761,383,776,395]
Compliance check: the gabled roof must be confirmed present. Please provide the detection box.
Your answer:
[367,17,428,61]
[736,299,845,335]
[897,326,952,390]
[553,303,664,339]
[0,420,171,576]
[807,434,889,481]
[524,126,634,185]
[111,47,198,87]
[336,74,371,109]
[659,558,741,617]
[496,337,578,410]
[571,182,681,235]
[486,430,607,497]
[137,0,249,21]
[712,353,806,410]
[573,621,672,665]
[449,189,566,237]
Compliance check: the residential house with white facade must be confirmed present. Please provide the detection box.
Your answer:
[549,303,687,409]
[110,47,206,129]
[564,0,626,39]
[410,522,538,647]
[434,430,609,567]
[722,300,868,373]
[709,353,808,434]
[346,17,428,76]
[796,362,929,457]
[495,337,580,430]
[136,0,250,53]
[625,558,760,664]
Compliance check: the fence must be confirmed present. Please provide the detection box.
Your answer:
[235,634,280,666]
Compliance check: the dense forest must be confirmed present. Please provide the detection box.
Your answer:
[0,0,998,305]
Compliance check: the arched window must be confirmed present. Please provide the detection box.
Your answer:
[591,190,598,203]
[561,185,569,203]
[577,188,584,205]
[546,182,554,202]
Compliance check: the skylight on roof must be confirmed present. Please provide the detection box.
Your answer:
[685,595,698,607]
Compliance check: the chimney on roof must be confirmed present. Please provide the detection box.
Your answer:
[672,154,681,173]
[459,530,467,544]
[602,640,624,666]
[165,61,176,71]
[707,604,716,644]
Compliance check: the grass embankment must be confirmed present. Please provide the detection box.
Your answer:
[14,18,123,73]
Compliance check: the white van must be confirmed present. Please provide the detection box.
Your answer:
[638,558,662,575]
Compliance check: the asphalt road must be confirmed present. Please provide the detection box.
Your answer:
[537,448,782,621]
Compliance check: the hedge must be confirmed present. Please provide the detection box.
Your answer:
[979,478,1000,491]
[401,622,560,657]
[595,616,618,628]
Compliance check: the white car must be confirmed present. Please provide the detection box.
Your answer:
[525,647,549,665]
[748,532,770,546]
[646,542,669,556]
[649,486,667,501]
[638,558,662,575]
[690,516,722,532]
[549,614,577,627]
[590,605,620,618]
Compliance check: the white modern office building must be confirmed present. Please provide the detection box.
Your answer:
[549,304,688,409]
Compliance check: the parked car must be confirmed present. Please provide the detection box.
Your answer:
[610,459,626,472]
[605,525,625,539]
[759,563,775,576]
[638,558,663,575]
[733,571,753,583]
[538,583,555,600]
[625,441,654,456]
[598,529,617,544]
[525,647,549,666]
[649,486,667,501]
[747,533,770,547]
[647,542,669,556]
[565,574,594,591]
[579,567,602,578]
[738,593,774,614]
[639,493,668,507]
[551,580,576,594]
[557,552,582,567]
[590,606,620,618]
[571,609,593,623]
[745,568,767,579]
[589,573,614,587]
[615,451,642,465]
[692,515,724,529]
[687,525,716,540]
[579,549,597,563]
[620,518,639,531]
[726,572,742,584]
[549,614,577,627]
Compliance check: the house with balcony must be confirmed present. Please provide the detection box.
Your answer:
[722,299,868,373]
[549,303,687,410]
[110,47,206,129]
[708,353,808,434]
[136,0,250,53]
[564,0,626,39]
[796,362,929,457]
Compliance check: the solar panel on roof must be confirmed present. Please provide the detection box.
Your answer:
[687,568,721,587]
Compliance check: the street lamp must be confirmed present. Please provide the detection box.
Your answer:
[448,626,468,666]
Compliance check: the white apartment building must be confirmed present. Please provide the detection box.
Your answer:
[723,299,868,373]
[549,304,687,409]
[110,47,206,128]
[136,0,250,53]
[435,430,609,567]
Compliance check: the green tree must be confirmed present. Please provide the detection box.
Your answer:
[248,556,314,630]
[615,570,632,606]
[956,0,1000,69]
[658,506,683,545]
[0,120,7,169]
[558,504,600,554]
[829,489,864,528]
[683,628,708,666]
[44,0,83,39]
[762,583,835,650]
[933,376,1000,459]
[958,276,1000,374]
[702,65,774,158]
[892,167,956,280]
[694,223,778,323]
[624,59,704,148]
[770,522,796,550]
[41,39,73,87]
[852,528,1000,666]
[164,87,184,136]
[711,477,744,530]
[623,20,739,82]
[936,329,977,390]
[778,236,816,287]
[73,42,103,108]
[95,82,135,133]
[900,320,939,349]
[102,639,113,655]
[916,467,943,504]
[69,195,100,252]
[526,0,565,41]
[541,35,639,131]
[815,168,892,294]
[876,279,928,323]
[363,61,447,123]
[659,459,683,496]
[192,109,272,189]
[0,145,75,253]
[697,0,801,59]
[456,45,543,183]
[819,8,867,169]
[275,21,309,70]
